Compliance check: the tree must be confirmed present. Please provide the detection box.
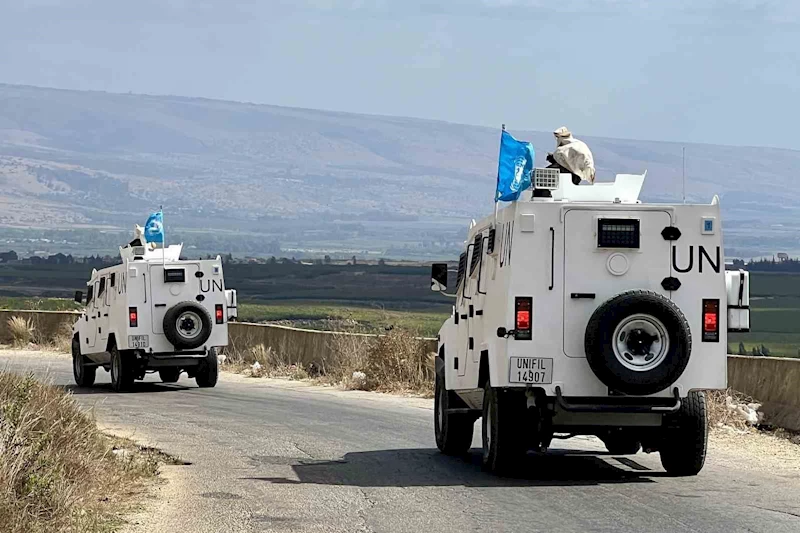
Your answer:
[323,255,332,265]
[738,342,746,355]
[761,344,770,356]
[0,250,18,263]
[378,258,386,266]
[351,255,357,265]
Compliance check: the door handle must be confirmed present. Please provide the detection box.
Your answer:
[570,293,596,299]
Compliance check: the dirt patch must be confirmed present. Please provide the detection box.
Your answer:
[710,426,800,472]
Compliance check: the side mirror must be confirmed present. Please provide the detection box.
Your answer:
[431,263,448,292]
[74,290,83,304]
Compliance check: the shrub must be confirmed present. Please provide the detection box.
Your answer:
[328,329,435,395]
[6,317,35,348]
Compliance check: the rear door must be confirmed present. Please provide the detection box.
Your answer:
[562,209,673,358]
[149,263,201,334]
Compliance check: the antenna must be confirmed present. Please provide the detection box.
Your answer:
[682,146,686,204]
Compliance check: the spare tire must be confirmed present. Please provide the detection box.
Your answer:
[584,290,691,396]
[163,302,212,350]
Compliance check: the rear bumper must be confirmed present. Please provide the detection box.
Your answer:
[555,386,682,414]
[144,350,209,368]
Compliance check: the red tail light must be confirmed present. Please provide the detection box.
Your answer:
[215,304,224,324]
[129,307,138,328]
[702,299,719,342]
[704,313,717,331]
[514,297,533,340]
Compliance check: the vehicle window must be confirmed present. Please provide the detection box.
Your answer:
[469,233,483,275]
[110,272,116,287]
[456,252,467,289]
[86,285,94,305]
[98,277,106,297]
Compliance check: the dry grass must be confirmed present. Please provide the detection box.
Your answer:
[6,317,34,348]
[222,328,436,395]
[45,321,74,354]
[0,372,163,533]
[706,388,761,430]
[223,343,310,380]
[326,328,435,395]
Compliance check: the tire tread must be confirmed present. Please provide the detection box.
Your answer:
[435,371,474,455]
[660,391,708,476]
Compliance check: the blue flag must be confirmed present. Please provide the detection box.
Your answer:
[144,210,164,244]
[495,130,535,202]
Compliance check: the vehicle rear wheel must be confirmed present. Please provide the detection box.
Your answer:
[434,369,474,455]
[195,348,218,388]
[585,290,692,396]
[660,391,708,476]
[482,382,527,475]
[159,368,182,383]
[72,335,96,387]
[110,345,135,392]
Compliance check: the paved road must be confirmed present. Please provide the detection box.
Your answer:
[3,352,800,533]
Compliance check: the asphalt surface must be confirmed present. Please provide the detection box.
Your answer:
[3,351,800,533]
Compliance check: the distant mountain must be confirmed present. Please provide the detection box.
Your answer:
[0,83,798,258]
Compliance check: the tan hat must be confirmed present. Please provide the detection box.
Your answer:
[553,126,571,138]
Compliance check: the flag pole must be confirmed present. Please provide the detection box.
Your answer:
[494,124,506,227]
[161,205,166,268]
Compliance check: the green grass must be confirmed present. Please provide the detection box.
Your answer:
[729,332,800,357]
[751,272,800,297]
[238,300,450,337]
[0,296,82,312]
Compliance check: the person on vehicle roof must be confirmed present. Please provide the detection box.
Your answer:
[546,126,596,185]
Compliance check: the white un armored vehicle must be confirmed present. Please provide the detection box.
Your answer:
[72,236,237,392]
[431,169,750,476]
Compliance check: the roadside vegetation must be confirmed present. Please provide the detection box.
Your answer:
[224,327,436,395]
[4,315,74,353]
[0,297,82,312]
[0,372,166,533]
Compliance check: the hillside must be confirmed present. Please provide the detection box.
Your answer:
[1,83,798,258]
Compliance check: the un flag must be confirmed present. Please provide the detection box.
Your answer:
[496,130,535,202]
[144,211,164,244]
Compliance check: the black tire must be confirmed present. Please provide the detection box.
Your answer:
[660,391,708,476]
[481,382,527,475]
[163,302,212,350]
[584,290,692,396]
[72,335,96,387]
[601,430,642,455]
[195,348,218,388]
[434,368,474,455]
[159,368,182,383]
[110,345,135,392]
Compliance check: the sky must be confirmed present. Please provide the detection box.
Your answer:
[0,0,798,149]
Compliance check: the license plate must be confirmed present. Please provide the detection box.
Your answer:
[509,357,553,384]
[128,335,149,349]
